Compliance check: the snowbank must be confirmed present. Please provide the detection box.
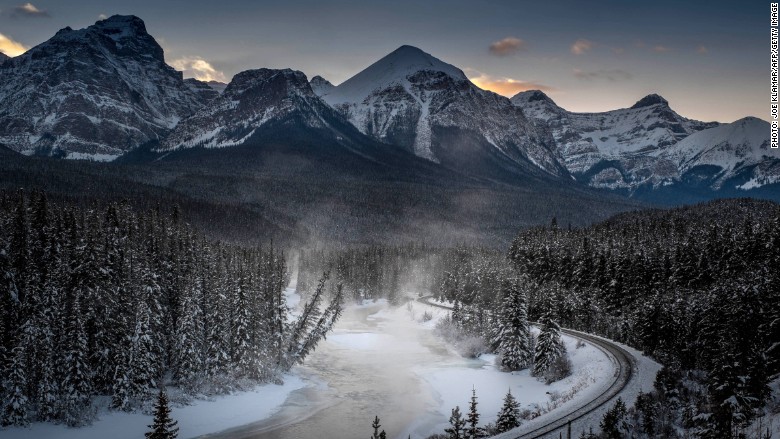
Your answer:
[1,375,308,439]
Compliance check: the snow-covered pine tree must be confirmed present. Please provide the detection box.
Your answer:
[145,387,178,439]
[173,277,203,392]
[283,273,343,369]
[444,405,466,439]
[599,397,628,439]
[1,344,29,426]
[130,300,157,403]
[495,389,520,433]
[0,245,19,357]
[232,263,259,378]
[466,387,485,439]
[532,313,566,379]
[61,292,93,427]
[494,278,532,371]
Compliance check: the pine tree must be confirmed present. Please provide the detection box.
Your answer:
[495,389,520,433]
[599,397,627,439]
[370,415,385,439]
[61,293,93,426]
[495,279,532,371]
[146,387,178,439]
[532,314,567,379]
[130,300,157,402]
[1,345,29,426]
[174,280,203,392]
[445,406,466,439]
[466,387,485,439]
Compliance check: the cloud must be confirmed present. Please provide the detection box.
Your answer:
[653,45,671,53]
[11,2,48,18]
[98,13,107,20]
[696,45,708,54]
[570,39,593,55]
[468,71,553,96]
[0,32,28,56]
[170,56,227,82]
[488,37,526,56]
[573,68,633,82]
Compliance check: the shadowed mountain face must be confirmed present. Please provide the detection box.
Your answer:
[0,15,206,160]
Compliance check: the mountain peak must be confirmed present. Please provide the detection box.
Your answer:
[325,45,467,105]
[631,94,669,109]
[93,15,148,38]
[310,75,335,96]
[375,45,466,80]
[511,89,556,105]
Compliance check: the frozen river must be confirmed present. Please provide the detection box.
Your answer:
[204,301,460,439]
[203,298,616,439]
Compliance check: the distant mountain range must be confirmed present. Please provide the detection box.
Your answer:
[0,14,776,205]
[511,90,776,194]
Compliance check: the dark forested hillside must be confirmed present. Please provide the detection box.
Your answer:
[0,191,341,427]
[0,138,645,248]
[508,198,780,437]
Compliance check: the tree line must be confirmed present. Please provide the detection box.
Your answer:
[0,190,342,427]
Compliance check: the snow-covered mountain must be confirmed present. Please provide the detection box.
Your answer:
[0,15,206,160]
[314,45,567,179]
[160,68,354,151]
[510,90,777,191]
[660,117,777,190]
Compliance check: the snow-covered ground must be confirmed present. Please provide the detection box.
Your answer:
[1,375,308,439]
[405,300,615,437]
[416,335,611,433]
[422,297,662,439]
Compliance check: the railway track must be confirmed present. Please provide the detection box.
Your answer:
[416,296,636,439]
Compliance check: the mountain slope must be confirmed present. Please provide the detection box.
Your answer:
[159,68,383,154]
[0,15,205,160]
[315,46,568,181]
[512,90,729,190]
[660,117,777,190]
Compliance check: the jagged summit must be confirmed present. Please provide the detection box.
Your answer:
[42,15,164,61]
[93,15,148,38]
[160,67,343,151]
[0,14,204,160]
[631,93,669,109]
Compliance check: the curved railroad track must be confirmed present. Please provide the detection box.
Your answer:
[416,296,636,439]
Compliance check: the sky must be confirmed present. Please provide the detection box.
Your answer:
[0,0,768,123]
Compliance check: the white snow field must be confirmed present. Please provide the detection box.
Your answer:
[0,375,308,439]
